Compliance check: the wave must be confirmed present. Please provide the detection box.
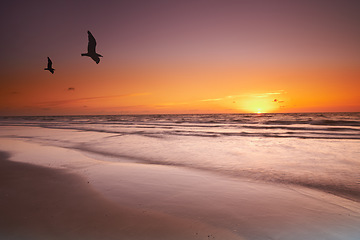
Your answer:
[1,115,359,203]
[264,119,360,127]
[310,119,360,127]
[0,113,359,141]
[9,123,354,140]
[1,112,359,124]
[71,145,360,202]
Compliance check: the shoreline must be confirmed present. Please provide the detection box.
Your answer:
[1,138,360,239]
[0,150,242,240]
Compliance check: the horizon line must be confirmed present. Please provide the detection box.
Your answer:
[1,111,359,118]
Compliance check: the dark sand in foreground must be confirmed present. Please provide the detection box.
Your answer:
[0,151,242,240]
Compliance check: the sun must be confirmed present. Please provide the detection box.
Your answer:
[241,98,277,113]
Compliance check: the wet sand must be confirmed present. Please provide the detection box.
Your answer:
[1,138,360,240]
[0,151,242,240]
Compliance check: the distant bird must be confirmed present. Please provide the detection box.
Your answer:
[44,57,55,74]
[81,31,103,64]
[274,99,285,103]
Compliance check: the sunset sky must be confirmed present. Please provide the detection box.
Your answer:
[1,0,359,116]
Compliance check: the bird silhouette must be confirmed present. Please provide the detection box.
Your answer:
[81,31,103,64]
[44,57,55,74]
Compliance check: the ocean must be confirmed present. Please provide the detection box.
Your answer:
[1,112,359,201]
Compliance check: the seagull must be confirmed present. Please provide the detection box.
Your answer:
[81,31,103,64]
[44,57,55,74]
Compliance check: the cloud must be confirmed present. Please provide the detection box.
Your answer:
[37,92,151,108]
[200,94,247,102]
[255,92,283,98]
[155,102,189,108]
[200,98,223,102]
[225,95,245,99]
[200,91,286,103]
[68,87,75,91]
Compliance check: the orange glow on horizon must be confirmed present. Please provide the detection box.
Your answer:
[1,62,360,116]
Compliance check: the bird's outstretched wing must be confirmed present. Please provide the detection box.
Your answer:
[47,57,52,68]
[87,31,97,53]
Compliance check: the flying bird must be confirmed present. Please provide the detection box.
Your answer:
[44,57,55,74]
[274,99,284,103]
[81,31,103,64]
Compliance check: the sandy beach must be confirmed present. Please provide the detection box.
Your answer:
[0,149,242,240]
[1,136,360,240]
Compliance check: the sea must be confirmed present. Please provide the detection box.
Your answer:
[0,112,359,201]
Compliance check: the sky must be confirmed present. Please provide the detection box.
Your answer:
[0,0,359,116]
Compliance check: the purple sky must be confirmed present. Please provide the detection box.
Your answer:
[2,0,359,66]
[1,0,360,115]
